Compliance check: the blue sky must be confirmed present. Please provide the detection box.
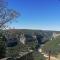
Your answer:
[7,0,60,31]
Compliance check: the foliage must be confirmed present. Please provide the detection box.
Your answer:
[6,42,30,57]
[26,40,37,50]
[42,36,60,57]
[6,44,20,58]
[19,43,29,52]
[33,51,46,60]
[0,32,6,58]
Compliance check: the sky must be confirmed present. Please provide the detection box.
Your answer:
[6,0,60,31]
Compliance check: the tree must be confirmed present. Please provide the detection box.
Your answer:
[0,0,19,28]
[0,0,20,59]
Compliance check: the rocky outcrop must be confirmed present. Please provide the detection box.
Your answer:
[52,33,60,38]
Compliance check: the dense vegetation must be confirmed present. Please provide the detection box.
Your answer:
[33,52,46,60]
[0,32,6,59]
[42,36,60,57]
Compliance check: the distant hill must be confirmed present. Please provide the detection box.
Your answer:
[4,29,60,35]
[5,29,53,35]
[5,29,60,33]
[4,29,60,41]
[3,29,60,47]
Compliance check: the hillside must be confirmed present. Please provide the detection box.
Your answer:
[4,29,60,40]
[42,36,60,57]
[4,29,60,45]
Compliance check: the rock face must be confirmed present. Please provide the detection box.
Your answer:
[20,33,26,44]
[19,33,49,51]
[52,33,60,39]
[51,32,60,40]
[20,33,37,45]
